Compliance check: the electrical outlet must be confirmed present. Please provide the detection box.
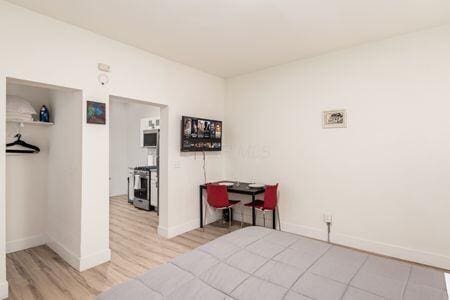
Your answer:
[323,213,333,223]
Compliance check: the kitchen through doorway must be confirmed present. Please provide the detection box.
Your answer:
[109,96,162,230]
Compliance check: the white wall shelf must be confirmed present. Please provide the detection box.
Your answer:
[6,119,54,126]
[6,153,38,156]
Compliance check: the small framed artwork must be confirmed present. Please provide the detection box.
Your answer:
[87,101,106,124]
[323,109,347,128]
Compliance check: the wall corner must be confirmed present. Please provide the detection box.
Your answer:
[0,280,8,299]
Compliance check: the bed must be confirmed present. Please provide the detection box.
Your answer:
[97,226,448,300]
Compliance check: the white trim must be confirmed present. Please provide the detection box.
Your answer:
[158,212,222,239]
[157,225,169,238]
[46,236,80,271]
[332,232,450,271]
[281,221,450,270]
[0,281,8,299]
[47,236,111,271]
[158,219,200,239]
[0,75,6,300]
[281,221,327,241]
[5,234,110,271]
[79,249,111,271]
[6,234,47,253]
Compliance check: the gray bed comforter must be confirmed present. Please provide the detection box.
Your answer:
[97,226,448,300]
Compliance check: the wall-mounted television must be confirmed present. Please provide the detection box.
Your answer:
[181,116,222,152]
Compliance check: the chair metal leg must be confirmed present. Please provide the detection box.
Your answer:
[203,203,208,231]
[240,202,243,228]
[263,210,266,228]
[228,207,231,231]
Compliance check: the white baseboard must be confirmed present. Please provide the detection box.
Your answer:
[158,219,200,239]
[158,213,222,239]
[332,231,450,271]
[6,234,47,253]
[157,225,169,238]
[79,249,111,271]
[110,192,127,197]
[47,236,111,271]
[281,222,327,241]
[46,236,81,271]
[281,221,450,271]
[0,281,8,300]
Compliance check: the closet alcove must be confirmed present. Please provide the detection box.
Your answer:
[5,78,83,259]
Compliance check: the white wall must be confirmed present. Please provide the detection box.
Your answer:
[0,75,6,298]
[5,84,50,253]
[109,99,160,197]
[47,89,83,265]
[4,81,83,264]
[126,104,159,168]
[109,100,128,197]
[0,1,225,295]
[225,25,450,270]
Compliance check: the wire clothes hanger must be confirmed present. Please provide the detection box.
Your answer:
[6,133,40,154]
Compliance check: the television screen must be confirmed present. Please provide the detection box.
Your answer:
[181,116,222,152]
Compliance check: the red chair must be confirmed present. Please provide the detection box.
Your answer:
[245,184,280,229]
[205,184,243,230]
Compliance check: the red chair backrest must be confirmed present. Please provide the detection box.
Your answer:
[206,184,230,208]
[263,184,278,210]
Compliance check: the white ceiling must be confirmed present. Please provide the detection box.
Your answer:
[6,0,450,77]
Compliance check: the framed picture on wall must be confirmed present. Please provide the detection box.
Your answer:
[322,109,347,128]
[87,101,106,124]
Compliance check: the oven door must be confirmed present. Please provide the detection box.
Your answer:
[134,175,149,200]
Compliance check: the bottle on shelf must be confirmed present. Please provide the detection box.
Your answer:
[39,105,49,122]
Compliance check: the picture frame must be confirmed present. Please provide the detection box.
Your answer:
[322,109,347,128]
[87,101,106,124]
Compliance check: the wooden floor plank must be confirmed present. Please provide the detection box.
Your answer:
[6,195,241,300]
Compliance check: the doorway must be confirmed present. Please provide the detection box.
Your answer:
[109,95,164,233]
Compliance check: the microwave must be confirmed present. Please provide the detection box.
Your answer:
[143,129,159,148]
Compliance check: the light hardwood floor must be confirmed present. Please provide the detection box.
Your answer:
[6,195,241,300]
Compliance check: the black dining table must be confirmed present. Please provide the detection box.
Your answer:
[200,181,275,229]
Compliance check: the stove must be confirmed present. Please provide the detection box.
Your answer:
[130,166,158,212]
